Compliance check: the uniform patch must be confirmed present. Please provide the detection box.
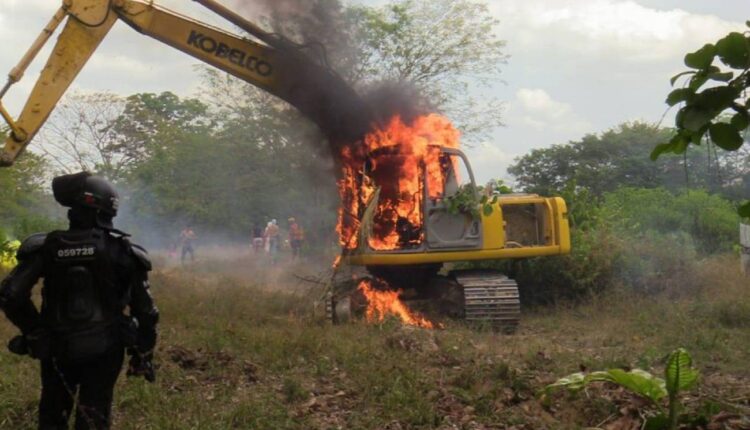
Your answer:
[55,246,97,259]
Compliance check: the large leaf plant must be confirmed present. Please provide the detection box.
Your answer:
[542,348,699,430]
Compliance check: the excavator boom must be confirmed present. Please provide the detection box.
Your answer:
[0,0,368,166]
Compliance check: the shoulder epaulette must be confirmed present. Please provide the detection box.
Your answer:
[129,242,152,271]
[16,233,47,260]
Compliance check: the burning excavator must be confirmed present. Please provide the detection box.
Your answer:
[0,0,569,331]
[329,114,570,331]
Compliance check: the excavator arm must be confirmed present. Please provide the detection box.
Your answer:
[0,0,369,166]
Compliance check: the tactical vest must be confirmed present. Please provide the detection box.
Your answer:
[41,229,126,332]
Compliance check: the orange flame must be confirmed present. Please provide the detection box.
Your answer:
[358,279,438,329]
[336,114,461,250]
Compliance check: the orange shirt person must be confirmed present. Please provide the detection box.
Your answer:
[288,217,304,259]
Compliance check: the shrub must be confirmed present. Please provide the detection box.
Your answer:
[600,187,739,253]
[12,214,65,239]
[471,186,739,304]
[512,226,624,303]
[0,228,20,271]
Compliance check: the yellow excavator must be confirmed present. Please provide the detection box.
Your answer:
[0,0,570,329]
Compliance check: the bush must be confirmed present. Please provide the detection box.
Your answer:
[11,214,65,239]
[472,186,740,304]
[600,187,739,253]
[0,227,20,271]
[512,226,623,303]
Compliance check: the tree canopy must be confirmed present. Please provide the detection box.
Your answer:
[349,0,507,138]
[509,122,749,198]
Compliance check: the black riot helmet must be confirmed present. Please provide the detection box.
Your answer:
[52,172,119,217]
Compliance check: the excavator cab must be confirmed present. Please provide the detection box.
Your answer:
[345,146,570,266]
[332,146,571,330]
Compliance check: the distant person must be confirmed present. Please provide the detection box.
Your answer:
[252,224,264,254]
[288,217,305,259]
[180,225,197,264]
[0,172,158,430]
[264,219,280,256]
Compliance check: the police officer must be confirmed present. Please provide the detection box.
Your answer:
[0,172,159,430]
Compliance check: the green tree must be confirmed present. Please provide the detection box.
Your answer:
[115,91,339,249]
[35,91,215,182]
[509,122,748,198]
[655,23,750,216]
[0,127,63,238]
[111,92,215,163]
[350,0,507,138]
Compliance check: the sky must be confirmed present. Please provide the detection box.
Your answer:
[0,0,747,183]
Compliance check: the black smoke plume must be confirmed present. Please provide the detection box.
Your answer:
[220,0,431,157]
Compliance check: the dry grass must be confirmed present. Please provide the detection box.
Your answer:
[0,254,748,429]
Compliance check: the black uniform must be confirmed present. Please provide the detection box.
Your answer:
[0,172,158,430]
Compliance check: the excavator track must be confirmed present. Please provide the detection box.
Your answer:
[452,270,520,332]
[325,269,521,331]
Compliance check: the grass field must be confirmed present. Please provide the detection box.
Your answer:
[0,253,748,429]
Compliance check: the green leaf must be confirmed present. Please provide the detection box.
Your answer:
[670,71,695,86]
[684,44,716,69]
[665,88,694,106]
[543,369,667,405]
[688,72,709,90]
[730,112,750,131]
[739,202,750,218]
[480,195,488,204]
[715,32,750,69]
[482,204,493,217]
[652,133,691,160]
[586,369,667,404]
[709,122,744,151]
[681,107,715,132]
[542,372,586,397]
[707,71,734,82]
[651,143,674,161]
[694,86,741,111]
[665,348,699,396]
